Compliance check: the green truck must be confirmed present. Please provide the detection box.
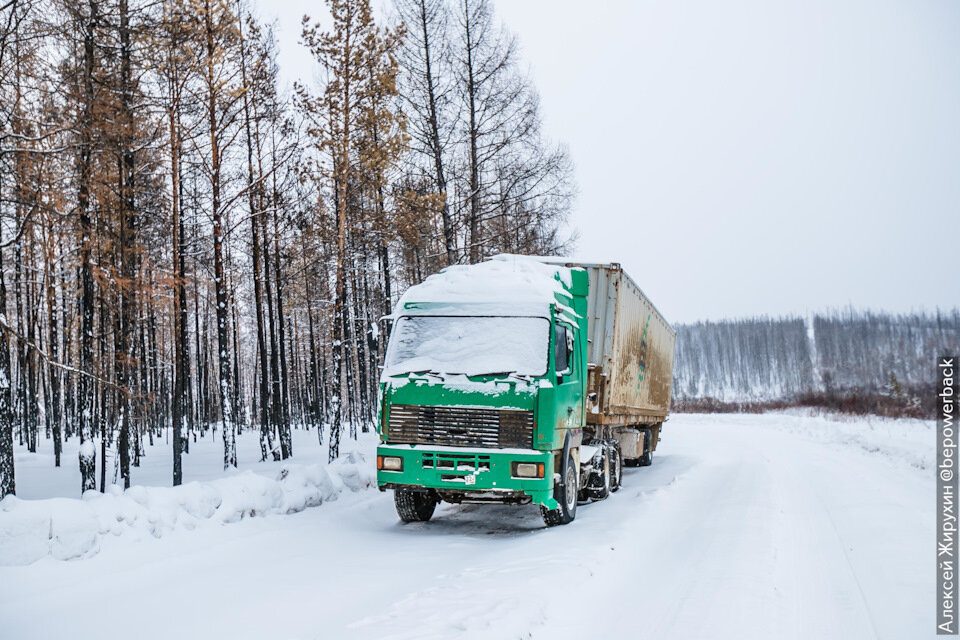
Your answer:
[376,256,676,526]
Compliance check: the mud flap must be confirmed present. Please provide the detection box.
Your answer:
[559,428,583,493]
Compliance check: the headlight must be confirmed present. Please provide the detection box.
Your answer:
[512,461,544,478]
[377,455,403,472]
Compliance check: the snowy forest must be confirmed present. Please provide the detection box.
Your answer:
[0,0,574,499]
[673,308,960,414]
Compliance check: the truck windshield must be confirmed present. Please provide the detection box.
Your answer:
[383,316,550,378]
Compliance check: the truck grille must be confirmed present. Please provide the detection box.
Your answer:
[386,405,534,449]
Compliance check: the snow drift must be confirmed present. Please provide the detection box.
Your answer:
[0,452,375,566]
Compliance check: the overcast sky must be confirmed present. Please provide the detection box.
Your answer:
[254,0,960,323]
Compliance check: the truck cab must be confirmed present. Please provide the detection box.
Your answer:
[376,257,591,525]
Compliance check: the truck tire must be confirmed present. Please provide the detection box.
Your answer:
[638,427,653,466]
[394,488,438,522]
[609,442,622,492]
[585,447,610,501]
[541,451,578,527]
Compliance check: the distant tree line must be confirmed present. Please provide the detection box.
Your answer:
[0,0,574,498]
[672,309,960,417]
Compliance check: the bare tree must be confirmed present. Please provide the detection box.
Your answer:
[0,0,578,494]
[190,0,243,468]
[299,0,404,460]
[395,0,457,265]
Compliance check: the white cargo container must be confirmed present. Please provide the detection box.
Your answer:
[543,260,676,463]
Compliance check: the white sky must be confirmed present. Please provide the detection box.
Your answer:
[254,0,960,323]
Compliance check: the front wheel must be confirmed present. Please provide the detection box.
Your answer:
[541,450,578,527]
[394,488,438,522]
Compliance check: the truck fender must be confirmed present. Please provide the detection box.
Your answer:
[559,428,584,486]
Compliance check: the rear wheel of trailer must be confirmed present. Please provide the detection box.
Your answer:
[638,427,655,466]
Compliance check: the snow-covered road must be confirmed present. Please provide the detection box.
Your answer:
[0,413,934,639]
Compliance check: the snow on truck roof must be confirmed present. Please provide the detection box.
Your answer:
[392,255,575,314]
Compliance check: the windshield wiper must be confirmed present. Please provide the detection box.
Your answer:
[456,371,535,382]
[397,369,535,382]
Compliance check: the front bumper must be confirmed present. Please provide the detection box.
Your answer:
[377,444,557,510]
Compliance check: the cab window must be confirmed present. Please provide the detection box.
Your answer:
[554,323,573,374]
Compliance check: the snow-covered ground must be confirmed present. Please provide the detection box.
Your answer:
[0,412,934,639]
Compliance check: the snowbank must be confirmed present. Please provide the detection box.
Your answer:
[677,409,934,471]
[0,452,375,566]
[772,408,934,470]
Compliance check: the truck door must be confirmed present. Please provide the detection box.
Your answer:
[553,322,583,430]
